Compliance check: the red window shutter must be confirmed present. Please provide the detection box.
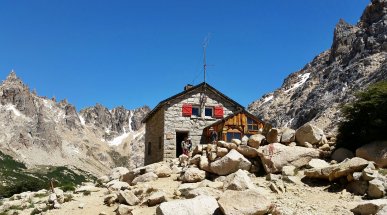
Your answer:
[214,106,224,118]
[182,104,192,116]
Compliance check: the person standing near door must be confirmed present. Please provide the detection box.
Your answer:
[181,136,190,156]
[209,127,218,144]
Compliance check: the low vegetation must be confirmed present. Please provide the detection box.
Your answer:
[336,81,387,151]
[0,151,96,198]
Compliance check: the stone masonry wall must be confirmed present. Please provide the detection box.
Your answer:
[144,108,164,165]
[163,88,240,160]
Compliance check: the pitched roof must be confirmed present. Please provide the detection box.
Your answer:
[142,82,244,123]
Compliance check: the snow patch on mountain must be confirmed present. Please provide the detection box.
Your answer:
[79,116,85,125]
[108,132,130,146]
[284,73,310,93]
[262,95,274,104]
[128,111,133,132]
[5,104,22,117]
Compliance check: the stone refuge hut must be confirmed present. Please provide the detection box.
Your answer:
[142,82,266,165]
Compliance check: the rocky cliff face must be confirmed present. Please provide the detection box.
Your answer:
[248,0,387,134]
[0,72,149,175]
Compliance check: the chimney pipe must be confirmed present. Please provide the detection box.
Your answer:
[184,84,193,91]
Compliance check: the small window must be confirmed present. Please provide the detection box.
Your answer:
[227,132,242,142]
[205,107,213,117]
[147,142,151,155]
[192,106,200,116]
[247,117,259,131]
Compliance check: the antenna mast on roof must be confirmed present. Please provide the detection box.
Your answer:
[203,34,210,84]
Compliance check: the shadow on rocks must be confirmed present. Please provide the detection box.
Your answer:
[301,176,347,193]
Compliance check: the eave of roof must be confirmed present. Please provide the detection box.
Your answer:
[142,82,245,123]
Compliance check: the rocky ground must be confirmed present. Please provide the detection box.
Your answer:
[0,160,384,215]
[1,124,386,215]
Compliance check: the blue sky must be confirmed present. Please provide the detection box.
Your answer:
[0,0,370,110]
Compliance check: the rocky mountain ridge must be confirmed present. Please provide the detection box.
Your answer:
[248,0,387,134]
[0,71,150,175]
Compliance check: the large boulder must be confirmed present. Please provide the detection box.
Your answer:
[232,139,242,145]
[331,148,354,162]
[131,172,158,185]
[367,179,386,199]
[256,143,320,173]
[218,189,272,215]
[104,193,118,206]
[147,191,166,207]
[189,154,201,166]
[347,180,369,196]
[182,187,223,200]
[281,165,296,176]
[156,195,218,215]
[295,123,324,145]
[281,128,295,144]
[307,159,330,169]
[118,190,140,206]
[223,169,256,191]
[116,204,133,215]
[154,165,173,178]
[210,149,251,176]
[217,141,238,150]
[216,147,229,157]
[351,199,387,215]
[106,180,130,191]
[356,141,387,168]
[247,134,265,148]
[181,168,206,183]
[236,145,258,158]
[304,157,369,181]
[266,128,281,144]
[199,156,211,172]
[109,167,130,181]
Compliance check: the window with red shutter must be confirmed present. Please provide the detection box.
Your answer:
[182,104,192,117]
[214,106,224,118]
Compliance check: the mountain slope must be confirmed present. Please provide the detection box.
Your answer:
[0,72,149,176]
[248,0,387,134]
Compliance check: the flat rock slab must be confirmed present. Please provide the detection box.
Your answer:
[156,195,219,215]
[218,189,272,215]
[304,157,369,181]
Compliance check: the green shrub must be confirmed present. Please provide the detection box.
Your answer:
[64,193,74,202]
[34,193,48,198]
[336,81,387,151]
[61,183,76,192]
[379,169,387,176]
[9,205,23,210]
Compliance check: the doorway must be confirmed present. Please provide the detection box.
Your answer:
[176,131,189,157]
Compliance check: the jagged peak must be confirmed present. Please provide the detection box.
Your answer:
[6,69,20,81]
[333,18,357,34]
[358,0,387,28]
[2,70,26,88]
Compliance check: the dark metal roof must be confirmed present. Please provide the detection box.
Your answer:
[142,82,245,123]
